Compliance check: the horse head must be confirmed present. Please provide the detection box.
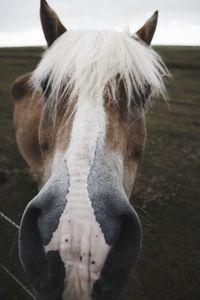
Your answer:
[12,1,167,299]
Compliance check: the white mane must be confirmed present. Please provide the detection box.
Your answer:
[32,29,168,109]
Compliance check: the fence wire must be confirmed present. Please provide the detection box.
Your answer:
[0,211,19,230]
[0,211,36,300]
[0,263,37,300]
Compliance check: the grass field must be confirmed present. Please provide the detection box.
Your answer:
[0,46,200,300]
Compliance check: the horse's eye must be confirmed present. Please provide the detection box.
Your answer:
[41,78,51,99]
[136,83,152,107]
[144,83,151,98]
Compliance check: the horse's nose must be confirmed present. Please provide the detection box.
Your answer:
[19,190,67,300]
[19,187,142,300]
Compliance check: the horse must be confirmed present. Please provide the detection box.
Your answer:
[12,1,168,299]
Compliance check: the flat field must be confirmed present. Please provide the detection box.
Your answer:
[0,46,200,300]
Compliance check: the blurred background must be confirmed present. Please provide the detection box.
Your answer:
[0,0,200,46]
[0,1,200,299]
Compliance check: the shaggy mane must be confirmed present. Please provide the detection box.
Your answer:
[32,29,168,110]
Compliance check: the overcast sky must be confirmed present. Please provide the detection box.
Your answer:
[0,0,200,46]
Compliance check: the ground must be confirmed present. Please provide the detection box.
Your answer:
[0,46,200,300]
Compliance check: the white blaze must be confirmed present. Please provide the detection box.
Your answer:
[45,95,110,300]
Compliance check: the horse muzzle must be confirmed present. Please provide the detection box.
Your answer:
[19,181,142,300]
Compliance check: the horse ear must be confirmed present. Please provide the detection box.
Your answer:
[135,11,158,45]
[40,0,67,47]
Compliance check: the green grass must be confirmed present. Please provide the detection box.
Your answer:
[0,46,200,300]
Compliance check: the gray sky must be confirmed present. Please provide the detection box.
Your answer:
[0,0,200,46]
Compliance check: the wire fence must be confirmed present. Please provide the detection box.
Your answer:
[0,211,19,230]
[0,211,36,300]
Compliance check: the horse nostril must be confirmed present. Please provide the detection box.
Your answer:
[19,202,46,284]
[19,198,66,300]
[92,206,142,300]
